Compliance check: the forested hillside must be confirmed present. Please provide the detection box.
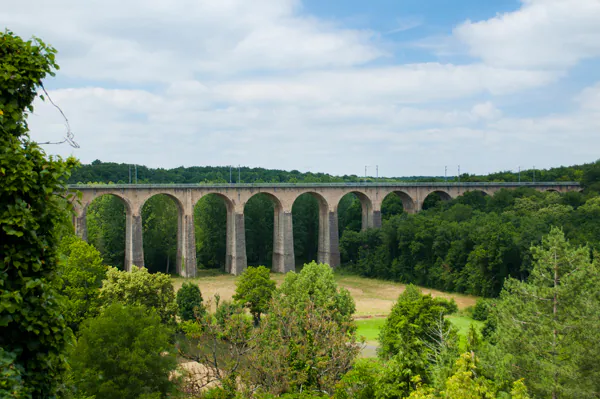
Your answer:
[342,187,600,297]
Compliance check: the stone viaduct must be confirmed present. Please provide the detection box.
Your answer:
[69,182,580,277]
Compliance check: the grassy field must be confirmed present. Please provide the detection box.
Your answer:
[446,315,484,338]
[356,315,482,357]
[173,269,481,359]
[172,270,478,315]
[355,318,387,342]
[356,316,483,344]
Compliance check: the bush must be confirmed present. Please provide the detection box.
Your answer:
[215,300,244,327]
[177,282,205,321]
[472,299,493,322]
[202,387,232,399]
[378,285,452,361]
[334,358,383,399]
[247,296,361,396]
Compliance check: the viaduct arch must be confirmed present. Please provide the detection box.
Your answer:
[70,182,580,277]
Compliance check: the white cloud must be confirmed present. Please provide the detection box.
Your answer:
[4,0,599,176]
[471,102,502,121]
[577,82,600,111]
[454,0,600,69]
[215,64,558,105]
[3,0,383,82]
[28,81,600,176]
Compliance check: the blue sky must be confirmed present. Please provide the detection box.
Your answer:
[3,0,600,177]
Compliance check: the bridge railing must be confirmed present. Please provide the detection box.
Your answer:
[67,182,580,189]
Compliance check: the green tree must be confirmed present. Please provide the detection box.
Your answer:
[57,236,107,332]
[278,261,355,325]
[338,194,362,234]
[176,282,204,321]
[378,285,453,362]
[494,228,600,398]
[0,30,77,397]
[440,353,495,399]
[407,353,531,399]
[233,266,276,325]
[100,266,177,325]
[70,303,177,399]
[334,358,383,399]
[247,297,361,395]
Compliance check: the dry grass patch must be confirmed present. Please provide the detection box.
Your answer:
[172,270,477,316]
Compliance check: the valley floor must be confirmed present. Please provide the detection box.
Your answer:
[173,270,481,358]
[172,270,477,316]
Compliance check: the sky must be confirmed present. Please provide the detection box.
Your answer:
[3,0,600,177]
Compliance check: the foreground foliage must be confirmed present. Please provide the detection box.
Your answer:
[247,299,361,396]
[57,236,107,332]
[180,262,361,397]
[70,303,177,399]
[494,228,600,398]
[0,30,77,398]
[100,266,177,325]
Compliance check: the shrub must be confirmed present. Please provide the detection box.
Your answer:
[58,237,107,332]
[378,285,453,362]
[278,261,356,325]
[471,299,493,322]
[177,282,205,321]
[215,300,244,327]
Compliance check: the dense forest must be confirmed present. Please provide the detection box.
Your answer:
[83,160,600,297]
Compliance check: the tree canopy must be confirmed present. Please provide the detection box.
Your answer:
[70,303,177,399]
[100,266,177,325]
[0,30,77,397]
[233,266,276,325]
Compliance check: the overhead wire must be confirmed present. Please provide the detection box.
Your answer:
[36,82,79,148]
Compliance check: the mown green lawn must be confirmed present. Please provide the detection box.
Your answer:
[356,315,483,347]
[446,315,483,337]
[356,318,387,343]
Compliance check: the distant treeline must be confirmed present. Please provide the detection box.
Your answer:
[69,159,600,185]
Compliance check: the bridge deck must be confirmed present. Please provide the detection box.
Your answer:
[68,181,580,189]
